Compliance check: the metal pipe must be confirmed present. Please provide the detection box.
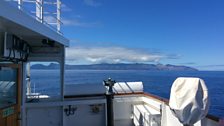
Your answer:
[106,95,114,126]
[104,78,116,126]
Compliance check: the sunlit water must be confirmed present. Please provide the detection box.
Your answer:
[30,70,224,118]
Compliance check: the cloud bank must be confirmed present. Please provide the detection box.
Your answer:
[66,46,169,64]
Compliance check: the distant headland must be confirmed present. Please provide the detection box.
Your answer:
[31,63,198,71]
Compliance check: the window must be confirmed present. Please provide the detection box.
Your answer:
[0,67,17,108]
[26,62,61,102]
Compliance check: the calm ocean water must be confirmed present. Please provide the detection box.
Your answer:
[30,70,224,118]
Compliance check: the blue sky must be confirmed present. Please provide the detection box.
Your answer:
[59,0,224,70]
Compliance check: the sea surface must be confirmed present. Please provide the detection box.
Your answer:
[30,70,224,118]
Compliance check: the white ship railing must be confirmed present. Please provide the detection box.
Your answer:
[23,92,220,126]
[4,0,62,34]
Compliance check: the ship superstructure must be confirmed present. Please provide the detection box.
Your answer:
[0,1,221,126]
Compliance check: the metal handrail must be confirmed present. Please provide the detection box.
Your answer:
[5,0,63,34]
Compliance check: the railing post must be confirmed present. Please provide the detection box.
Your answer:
[18,0,22,10]
[57,0,61,33]
[36,0,43,23]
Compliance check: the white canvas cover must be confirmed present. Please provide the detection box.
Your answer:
[112,82,143,94]
[169,77,209,125]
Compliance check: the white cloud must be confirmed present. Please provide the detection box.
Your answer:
[62,18,101,27]
[84,0,101,7]
[66,46,166,64]
[44,16,80,26]
[44,16,97,29]
[61,4,72,12]
[44,16,56,24]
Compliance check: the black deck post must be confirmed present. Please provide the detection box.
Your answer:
[104,78,116,126]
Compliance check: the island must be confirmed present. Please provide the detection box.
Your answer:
[31,63,198,71]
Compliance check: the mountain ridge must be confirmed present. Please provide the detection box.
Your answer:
[31,63,198,71]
